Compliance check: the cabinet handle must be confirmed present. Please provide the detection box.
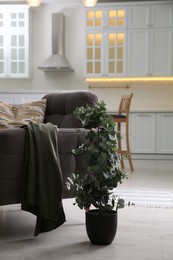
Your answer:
[138,114,150,117]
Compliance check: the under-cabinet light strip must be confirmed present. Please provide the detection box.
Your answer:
[86,77,173,82]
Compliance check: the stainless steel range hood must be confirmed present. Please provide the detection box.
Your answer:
[38,13,74,72]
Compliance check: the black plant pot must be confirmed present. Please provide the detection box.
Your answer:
[85,209,118,245]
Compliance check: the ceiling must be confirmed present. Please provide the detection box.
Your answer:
[0,0,163,3]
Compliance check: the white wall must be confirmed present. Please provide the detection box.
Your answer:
[90,81,173,112]
[0,2,173,112]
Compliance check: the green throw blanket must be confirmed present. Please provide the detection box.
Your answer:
[21,122,66,236]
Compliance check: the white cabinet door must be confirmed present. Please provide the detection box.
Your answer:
[127,3,173,77]
[85,30,127,77]
[128,4,173,29]
[131,113,156,153]
[150,28,173,76]
[85,31,104,77]
[157,113,173,154]
[84,7,127,30]
[128,28,173,76]
[104,30,127,77]
[84,5,127,77]
[151,4,173,28]
[128,29,150,76]
[105,7,127,29]
[84,8,104,30]
[0,5,30,78]
[131,112,173,155]
[128,5,150,29]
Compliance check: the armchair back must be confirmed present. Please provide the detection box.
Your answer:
[43,91,98,128]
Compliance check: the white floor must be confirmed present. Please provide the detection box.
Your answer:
[0,160,173,260]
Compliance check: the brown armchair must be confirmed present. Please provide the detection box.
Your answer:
[0,91,98,206]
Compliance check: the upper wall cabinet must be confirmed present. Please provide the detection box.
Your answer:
[85,7,127,30]
[128,5,150,29]
[84,6,127,77]
[0,5,30,78]
[127,3,173,77]
[128,28,173,77]
[151,4,173,28]
[85,30,127,77]
[128,4,173,29]
[84,1,173,78]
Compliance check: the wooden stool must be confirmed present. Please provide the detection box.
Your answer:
[112,93,134,171]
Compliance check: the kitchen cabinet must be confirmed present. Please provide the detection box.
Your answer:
[85,30,127,77]
[150,28,172,76]
[128,29,149,76]
[84,6,127,77]
[131,113,156,153]
[157,113,173,153]
[128,3,173,76]
[84,7,127,30]
[0,5,30,78]
[151,4,173,28]
[85,31,103,77]
[84,1,173,78]
[128,5,150,29]
[128,28,172,76]
[131,112,173,154]
[128,4,173,29]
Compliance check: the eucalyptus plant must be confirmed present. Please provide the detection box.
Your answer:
[66,101,126,213]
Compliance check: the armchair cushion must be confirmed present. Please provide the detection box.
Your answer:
[0,99,47,128]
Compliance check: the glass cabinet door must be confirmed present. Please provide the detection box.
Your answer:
[85,9,104,29]
[106,31,126,76]
[85,7,127,30]
[85,31,126,77]
[9,11,28,76]
[107,8,126,28]
[85,32,103,76]
[84,6,127,77]
[0,35,5,75]
[0,12,6,75]
[0,5,29,78]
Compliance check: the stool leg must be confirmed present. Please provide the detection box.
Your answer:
[126,120,134,171]
[118,122,125,169]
